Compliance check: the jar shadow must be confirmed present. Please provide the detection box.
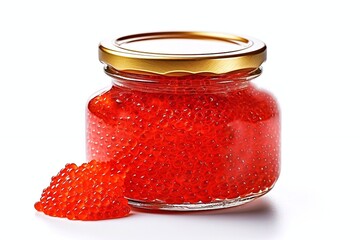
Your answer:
[35,197,279,240]
[132,197,280,239]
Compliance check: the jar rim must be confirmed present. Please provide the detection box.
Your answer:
[99,31,266,75]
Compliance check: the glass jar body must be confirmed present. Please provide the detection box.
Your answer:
[86,70,280,210]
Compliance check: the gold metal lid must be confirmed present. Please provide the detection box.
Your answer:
[99,31,266,75]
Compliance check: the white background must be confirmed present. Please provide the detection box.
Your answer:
[1,0,359,239]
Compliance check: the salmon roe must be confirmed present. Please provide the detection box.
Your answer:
[34,160,130,220]
[86,71,280,206]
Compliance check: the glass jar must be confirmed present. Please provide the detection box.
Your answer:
[86,32,280,210]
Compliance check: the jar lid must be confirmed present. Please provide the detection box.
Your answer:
[99,31,266,75]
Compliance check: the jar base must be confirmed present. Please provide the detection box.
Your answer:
[127,190,270,211]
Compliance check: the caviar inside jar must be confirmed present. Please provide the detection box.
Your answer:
[86,70,280,206]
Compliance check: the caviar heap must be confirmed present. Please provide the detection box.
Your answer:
[34,160,130,220]
[87,71,280,204]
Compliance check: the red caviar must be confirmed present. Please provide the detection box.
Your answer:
[86,71,280,206]
[34,160,130,220]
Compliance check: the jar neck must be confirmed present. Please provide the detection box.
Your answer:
[105,66,262,94]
